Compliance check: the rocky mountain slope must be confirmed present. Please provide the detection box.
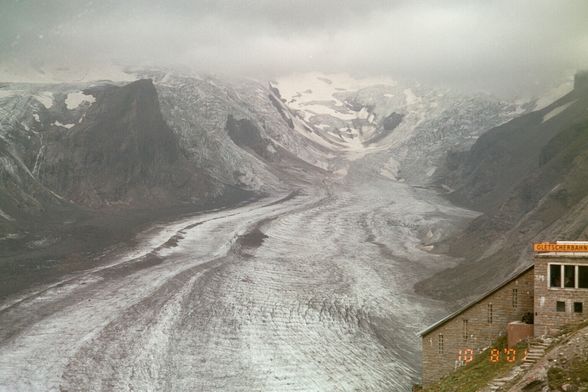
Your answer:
[146,71,332,190]
[0,79,248,234]
[0,74,330,297]
[0,131,72,235]
[0,73,335,232]
[37,79,223,208]
[273,72,524,183]
[417,71,588,302]
[0,85,83,239]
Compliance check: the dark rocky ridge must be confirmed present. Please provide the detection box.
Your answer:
[268,93,294,129]
[443,76,588,214]
[382,112,404,131]
[365,112,405,145]
[39,79,222,208]
[225,115,274,160]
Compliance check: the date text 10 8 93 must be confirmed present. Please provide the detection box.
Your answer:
[455,348,528,368]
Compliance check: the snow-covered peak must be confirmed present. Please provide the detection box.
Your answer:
[274,72,397,102]
[272,73,432,158]
[273,73,399,122]
[271,72,525,182]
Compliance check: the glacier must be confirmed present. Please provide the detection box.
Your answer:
[0,71,529,391]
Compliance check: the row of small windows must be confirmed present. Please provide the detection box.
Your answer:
[556,301,583,313]
[438,287,521,354]
[549,264,588,289]
[438,315,494,354]
[437,319,472,353]
[439,289,519,354]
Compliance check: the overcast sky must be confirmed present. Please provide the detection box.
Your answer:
[1,0,587,96]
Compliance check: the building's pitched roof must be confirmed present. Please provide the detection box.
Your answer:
[419,264,534,337]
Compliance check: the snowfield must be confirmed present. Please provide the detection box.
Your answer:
[65,91,96,110]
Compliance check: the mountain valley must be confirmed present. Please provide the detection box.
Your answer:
[0,70,584,391]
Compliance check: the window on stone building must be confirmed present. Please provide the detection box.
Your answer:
[462,319,469,342]
[438,334,444,354]
[574,302,583,313]
[550,264,562,288]
[512,289,518,309]
[579,266,588,289]
[564,265,576,288]
[556,301,565,312]
[550,264,588,289]
[487,303,493,324]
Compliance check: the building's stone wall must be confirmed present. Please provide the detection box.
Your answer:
[534,255,588,337]
[421,268,534,386]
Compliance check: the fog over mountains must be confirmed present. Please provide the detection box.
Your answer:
[2,0,587,96]
[1,1,587,391]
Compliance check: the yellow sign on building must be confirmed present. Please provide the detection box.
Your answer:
[533,242,588,253]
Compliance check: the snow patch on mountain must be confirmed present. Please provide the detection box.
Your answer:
[380,157,400,180]
[34,92,53,109]
[403,88,419,105]
[53,121,75,129]
[65,91,96,110]
[0,156,18,176]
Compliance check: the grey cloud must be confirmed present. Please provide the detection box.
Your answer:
[1,0,587,97]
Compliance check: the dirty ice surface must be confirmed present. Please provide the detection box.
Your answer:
[0,178,474,391]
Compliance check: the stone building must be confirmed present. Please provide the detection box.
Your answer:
[419,267,534,386]
[420,241,588,386]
